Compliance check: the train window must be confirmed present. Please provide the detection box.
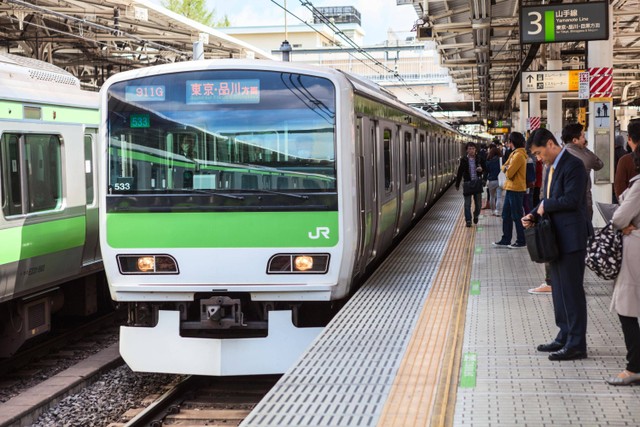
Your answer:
[383,129,392,192]
[25,135,62,213]
[0,134,22,216]
[84,135,94,204]
[404,132,412,184]
[106,69,337,211]
[419,133,426,178]
[0,133,62,216]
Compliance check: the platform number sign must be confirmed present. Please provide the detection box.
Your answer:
[520,2,608,44]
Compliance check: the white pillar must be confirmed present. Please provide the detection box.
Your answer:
[547,59,563,138]
[519,98,529,134]
[529,92,541,139]
[587,2,614,227]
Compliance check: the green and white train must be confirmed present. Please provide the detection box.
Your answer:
[100,60,467,376]
[0,54,103,356]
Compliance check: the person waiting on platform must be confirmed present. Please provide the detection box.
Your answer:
[562,123,603,221]
[522,128,590,361]
[615,119,640,200]
[607,157,640,385]
[455,141,486,228]
[493,131,527,248]
[529,123,603,296]
[485,145,503,216]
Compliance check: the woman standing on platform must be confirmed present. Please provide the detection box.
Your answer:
[455,141,486,227]
[607,152,640,386]
[485,145,502,216]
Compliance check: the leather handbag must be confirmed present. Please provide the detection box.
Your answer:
[585,222,623,280]
[462,179,483,196]
[524,216,559,263]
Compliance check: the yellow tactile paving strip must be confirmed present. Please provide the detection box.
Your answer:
[377,211,474,427]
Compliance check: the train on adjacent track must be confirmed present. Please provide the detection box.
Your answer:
[100,60,475,375]
[0,54,106,357]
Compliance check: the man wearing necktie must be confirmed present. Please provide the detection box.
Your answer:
[522,128,590,361]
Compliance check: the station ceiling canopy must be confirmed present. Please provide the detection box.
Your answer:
[0,0,273,90]
[405,0,640,119]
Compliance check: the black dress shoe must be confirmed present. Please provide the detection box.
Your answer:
[548,347,587,361]
[537,341,564,352]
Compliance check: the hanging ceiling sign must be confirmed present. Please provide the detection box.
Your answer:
[520,2,609,44]
[521,70,584,93]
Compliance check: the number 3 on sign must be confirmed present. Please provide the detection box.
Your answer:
[528,12,542,35]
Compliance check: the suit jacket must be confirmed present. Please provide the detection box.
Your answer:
[536,151,590,254]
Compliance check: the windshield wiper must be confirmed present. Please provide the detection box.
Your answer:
[187,189,245,200]
[253,189,309,200]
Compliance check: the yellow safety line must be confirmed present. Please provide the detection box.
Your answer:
[377,211,475,427]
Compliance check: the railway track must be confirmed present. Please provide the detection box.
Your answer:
[121,374,281,427]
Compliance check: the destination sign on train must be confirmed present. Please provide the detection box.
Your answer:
[125,85,165,101]
[186,79,260,104]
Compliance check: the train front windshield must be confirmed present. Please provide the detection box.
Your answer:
[105,69,336,211]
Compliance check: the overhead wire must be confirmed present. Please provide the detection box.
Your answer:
[269,0,436,108]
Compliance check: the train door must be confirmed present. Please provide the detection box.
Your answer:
[433,135,441,196]
[396,127,415,235]
[415,131,428,212]
[374,124,398,253]
[82,130,100,265]
[425,131,434,205]
[354,117,379,273]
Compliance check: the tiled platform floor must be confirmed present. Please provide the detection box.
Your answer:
[455,211,640,427]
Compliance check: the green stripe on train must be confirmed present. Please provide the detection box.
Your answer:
[0,101,98,123]
[42,106,99,124]
[107,211,340,248]
[0,101,23,119]
[0,217,86,265]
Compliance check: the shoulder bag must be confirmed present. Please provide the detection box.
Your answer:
[524,215,559,263]
[585,222,623,280]
[462,179,483,196]
[498,158,507,189]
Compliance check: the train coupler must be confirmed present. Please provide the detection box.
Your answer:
[199,296,246,328]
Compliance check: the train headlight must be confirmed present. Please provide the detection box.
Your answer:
[137,257,155,272]
[267,254,329,274]
[117,254,179,274]
[294,255,314,271]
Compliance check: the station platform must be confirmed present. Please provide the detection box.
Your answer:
[241,188,640,427]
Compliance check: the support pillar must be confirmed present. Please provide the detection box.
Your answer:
[519,97,529,135]
[587,2,614,227]
[529,92,541,138]
[547,58,563,139]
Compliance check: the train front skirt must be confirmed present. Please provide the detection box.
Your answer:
[119,310,323,376]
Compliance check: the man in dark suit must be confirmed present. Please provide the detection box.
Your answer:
[522,128,590,361]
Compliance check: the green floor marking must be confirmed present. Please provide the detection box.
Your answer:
[470,280,481,295]
[476,226,484,232]
[474,246,483,254]
[460,352,477,388]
